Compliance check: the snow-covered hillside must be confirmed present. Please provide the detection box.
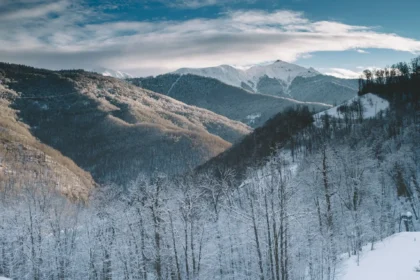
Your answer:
[339,232,420,280]
[91,67,133,79]
[174,60,320,92]
[314,93,389,124]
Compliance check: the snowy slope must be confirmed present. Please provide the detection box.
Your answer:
[338,232,420,280]
[314,93,389,124]
[246,60,319,88]
[0,277,11,280]
[90,67,133,79]
[174,64,249,89]
[173,60,320,92]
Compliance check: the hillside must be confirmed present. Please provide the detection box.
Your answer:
[288,74,359,105]
[339,232,420,280]
[314,93,390,125]
[198,92,390,180]
[196,106,314,178]
[130,74,329,127]
[0,84,95,200]
[0,63,251,185]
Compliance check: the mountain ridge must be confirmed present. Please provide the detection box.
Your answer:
[0,62,251,186]
[173,60,321,93]
[129,73,329,128]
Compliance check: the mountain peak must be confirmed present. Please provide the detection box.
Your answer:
[90,67,133,79]
[274,59,286,64]
[173,60,321,92]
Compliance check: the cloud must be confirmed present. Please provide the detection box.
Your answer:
[323,68,363,79]
[323,66,380,79]
[356,49,369,54]
[1,7,420,76]
[154,0,257,9]
[0,0,70,21]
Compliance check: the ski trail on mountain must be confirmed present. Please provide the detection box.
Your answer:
[167,75,183,97]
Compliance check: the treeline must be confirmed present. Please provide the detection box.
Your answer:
[358,56,420,104]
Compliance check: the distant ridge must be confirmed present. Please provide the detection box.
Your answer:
[173,60,320,93]
[91,67,133,79]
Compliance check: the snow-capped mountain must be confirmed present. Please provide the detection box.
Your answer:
[173,60,320,93]
[129,74,329,128]
[91,67,133,79]
[133,61,357,127]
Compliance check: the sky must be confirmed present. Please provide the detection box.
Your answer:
[1,0,420,78]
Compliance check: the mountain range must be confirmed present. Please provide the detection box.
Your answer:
[0,63,250,187]
[174,60,320,93]
[0,60,361,188]
[131,61,358,127]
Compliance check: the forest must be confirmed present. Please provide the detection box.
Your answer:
[358,56,420,105]
[0,58,419,280]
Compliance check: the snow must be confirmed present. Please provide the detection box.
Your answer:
[338,232,420,280]
[175,64,249,90]
[0,277,11,280]
[167,75,183,96]
[90,67,133,79]
[314,93,389,124]
[245,113,261,124]
[173,60,320,91]
[245,59,320,88]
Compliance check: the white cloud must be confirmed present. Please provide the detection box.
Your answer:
[1,7,420,76]
[356,49,369,54]
[156,0,256,9]
[323,66,381,79]
[323,68,363,79]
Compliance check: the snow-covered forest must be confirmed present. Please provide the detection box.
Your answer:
[0,94,419,280]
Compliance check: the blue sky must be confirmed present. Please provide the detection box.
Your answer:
[1,0,420,77]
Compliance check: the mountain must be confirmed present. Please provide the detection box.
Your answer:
[0,83,95,199]
[173,61,358,102]
[91,67,133,79]
[196,106,314,178]
[174,60,320,92]
[131,61,358,128]
[0,63,251,186]
[129,74,330,128]
[198,93,390,179]
[287,74,359,105]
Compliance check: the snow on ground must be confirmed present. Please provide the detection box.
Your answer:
[0,277,11,280]
[245,113,261,124]
[314,93,389,125]
[338,232,420,280]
